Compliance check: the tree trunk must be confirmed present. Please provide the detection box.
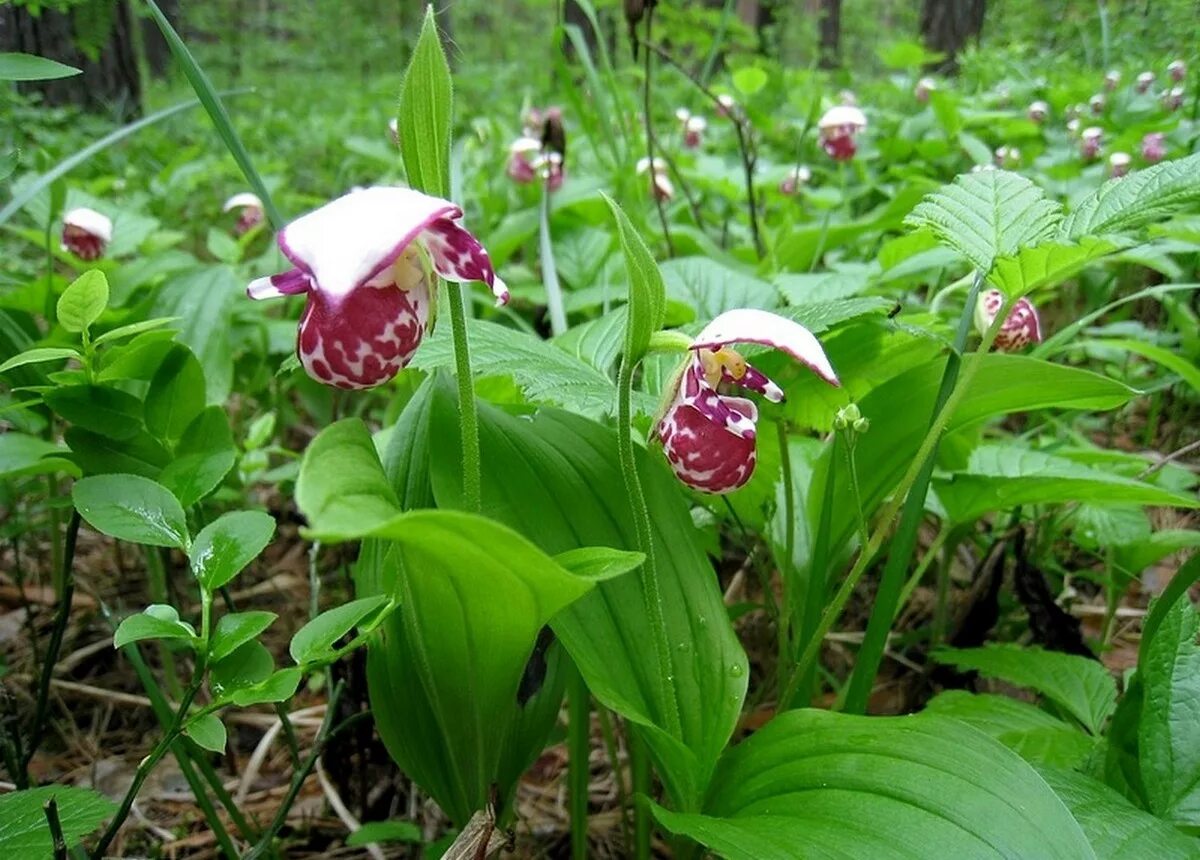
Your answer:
[920,0,986,74]
[0,0,172,119]
[818,0,841,69]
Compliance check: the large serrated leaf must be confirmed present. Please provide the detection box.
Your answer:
[650,710,1095,860]
[1060,153,1200,239]
[905,169,1063,272]
[412,318,656,418]
[987,236,1121,298]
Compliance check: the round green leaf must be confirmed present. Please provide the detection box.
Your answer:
[189,510,275,592]
[56,270,109,334]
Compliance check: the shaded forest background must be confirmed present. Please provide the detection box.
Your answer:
[4,0,1199,120]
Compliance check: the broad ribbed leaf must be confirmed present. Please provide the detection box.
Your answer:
[1140,598,1200,827]
[1039,768,1200,860]
[425,389,747,811]
[650,710,1095,860]
[932,644,1116,735]
[553,308,627,376]
[934,445,1198,524]
[809,355,1134,571]
[906,170,1063,272]
[988,236,1120,298]
[412,318,655,417]
[294,418,400,538]
[397,7,452,196]
[925,691,1095,768]
[1060,153,1200,239]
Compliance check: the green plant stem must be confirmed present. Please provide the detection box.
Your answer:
[783,280,1010,707]
[22,510,80,778]
[841,273,986,714]
[840,431,870,551]
[243,683,351,860]
[143,546,182,699]
[141,0,284,229]
[775,421,796,704]
[44,797,67,860]
[90,670,205,859]
[595,706,631,848]
[567,665,591,860]
[446,283,483,512]
[629,730,651,860]
[925,528,958,647]
[539,185,568,336]
[789,433,838,708]
[616,358,678,737]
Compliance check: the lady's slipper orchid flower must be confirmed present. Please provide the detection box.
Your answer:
[974,289,1042,352]
[1080,126,1103,160]
[655,309,839,494]
[994,145,1020,169]
[1103,69,1121,91]
[779,164,812,195]
[683,115,707,149]
[818,105,867,162]
[1108,151,1132,178]
[1168,59,1186,82]
[637,157,673,201]
[246,186,507,390]
[1141,131,1166,163]
[1136,71,1156,93]
[914,77,936,103]
[1163,86,1185,111]
[715,94,738,118]
[62,208,112,261]
[1027,100,1049,123]
[507,137,543,184]
[1089,93,1106,114]
[224,192,265,236]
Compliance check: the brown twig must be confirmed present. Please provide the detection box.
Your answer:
[641,8,674,257]
[644,40,764,258]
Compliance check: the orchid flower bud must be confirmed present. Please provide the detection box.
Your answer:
[1141,131,1166,163]
[1108,151,1132,178]
[974,289,1042,352]
[1136,71,1156,93]
[1089,93,1106,114]
[61,208,113,261]
[715,94,738,118]
[636,156,673,201]
[1163,86,1185,111]
[1080,126,1103,161]
[507,137,543,184]
[223,192,265,236]
[915,77,936,103]
[683,115,707,149]
[1103,69,1121,91]
[1027,100,1049,123]
[245,187,506,390]
[994,145,1020,169]
[655,309,839,493]
[779,164,811,195]
[818,105,867,162]
[1168,59,1186,82]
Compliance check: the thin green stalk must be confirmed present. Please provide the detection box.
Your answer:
[539,185,568,336]
[22,511,81,777]
[784,280,1011,705]
[141,0,284,229]
[616,358,678,737]
[143,546,181,699]
[840,430,870,551]
[595,706,631,848]
[789,434,837,708]
[447,283,483,512]
[243,683,352,860]
[90,672,204,858]
[630,731,651,860]
[44,797,67,860]
[775,421,796,704]
[841,274,986,714]
[568,666,591,860]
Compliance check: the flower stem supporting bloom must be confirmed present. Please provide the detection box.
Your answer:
[539,185,568,336]
[784,274,1010,708]
[447,282,483,512]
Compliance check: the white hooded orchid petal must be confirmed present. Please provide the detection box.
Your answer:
[818,105,867,131]
[223,192,264,213]
[63,208,113,243]
[690,309,840,387]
